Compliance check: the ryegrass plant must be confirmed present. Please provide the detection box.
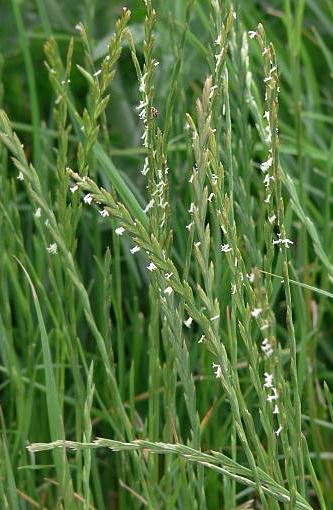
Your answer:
[1,1,333,508]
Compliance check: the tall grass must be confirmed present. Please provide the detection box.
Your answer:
[0,1,333,508]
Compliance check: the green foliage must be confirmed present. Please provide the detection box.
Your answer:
[1,1,333,508]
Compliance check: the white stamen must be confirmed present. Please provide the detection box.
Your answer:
[263,372,274,388]
[260,157,273,173]
[139,73,147,92]
[267,387,278,402]
[212,362,222,378]
[272,237,293,248]
[246,273,255,283]
[83,194,93,205]
[141,157,149,176]
[136,100,147,111]
[221,243,232,253]
[188,203,195,214]
[215,34,222,46]
[184,317,193,328]
[261,338,273,358]
[47,243,58,255]
[263,174,275,188]
[70,184,78,193]
[115,226,125,236]
[275,426,282,437]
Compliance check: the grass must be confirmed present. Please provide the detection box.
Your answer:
[0,0,333,508]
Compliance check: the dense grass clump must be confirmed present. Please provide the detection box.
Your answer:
[1,1,333,508]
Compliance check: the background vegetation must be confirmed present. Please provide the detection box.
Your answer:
[1,0,333,508]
